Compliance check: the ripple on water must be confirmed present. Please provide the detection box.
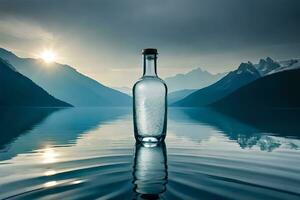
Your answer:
[1,146,299,200]
[1,108,300,200]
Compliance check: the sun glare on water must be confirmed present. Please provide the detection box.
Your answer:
[40,50,56,63]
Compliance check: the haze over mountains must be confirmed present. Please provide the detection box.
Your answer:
[113,87,132,96]
[174,62,261,107]
[0,58,71,107]
[165,68,226,92]
[113,68,223,104]
[168,89,197,104]
[0,48,131,107]
[0,46,299,110]
[174,57,300,108]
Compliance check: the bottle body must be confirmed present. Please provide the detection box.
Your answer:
[133,49,167,143]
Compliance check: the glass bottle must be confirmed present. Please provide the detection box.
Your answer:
[132,142,168,199]
[133,48,167,143]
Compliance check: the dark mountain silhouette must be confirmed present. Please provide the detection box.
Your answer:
[0,48,131,107]
[164,67,226,92]
[173,62,261,106]
[0,58,71,107]
[172,57,299,107]
[213,68,300,109]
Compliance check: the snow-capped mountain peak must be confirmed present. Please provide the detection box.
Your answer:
[235,62,260,76]
[254,57,300,76]
[269,59,300,75]
[255,57,281,75]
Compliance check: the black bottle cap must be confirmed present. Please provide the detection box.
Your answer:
[142,48,158,55]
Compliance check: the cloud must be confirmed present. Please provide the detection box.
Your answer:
[0,0,299,87]
[0,18,53,41]
[1,0,299,53]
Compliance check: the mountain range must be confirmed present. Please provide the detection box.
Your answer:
[254,57,281,75]
[213,68,300,109]
[112,68,225,104]
[1,46,299,109]
[174,57,300,108]
[164,67,226,92]
[173,61,261,106]
[0,48,131,107]
[0,58,71,107]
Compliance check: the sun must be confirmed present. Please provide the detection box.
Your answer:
[40,50,56,63]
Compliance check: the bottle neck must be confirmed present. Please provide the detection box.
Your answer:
[143,54,157,77]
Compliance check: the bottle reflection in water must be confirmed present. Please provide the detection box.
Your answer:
[133,48,167,143]
[133,142,168,199]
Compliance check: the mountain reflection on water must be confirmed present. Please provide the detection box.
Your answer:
[0,108,58,151]
[0,107,130,161]
[170,108,300,151]
[0,107,299,199]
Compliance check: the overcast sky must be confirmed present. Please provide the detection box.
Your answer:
[0,0,299,87]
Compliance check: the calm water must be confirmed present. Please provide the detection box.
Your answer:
[0,107,300,200]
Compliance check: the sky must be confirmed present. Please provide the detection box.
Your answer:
[0,0,300,87]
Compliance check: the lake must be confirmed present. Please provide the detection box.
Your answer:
[0,107,300,200]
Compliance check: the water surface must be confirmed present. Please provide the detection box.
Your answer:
[0,107,299,200]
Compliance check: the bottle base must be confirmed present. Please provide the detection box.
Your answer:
[142,137,159,143]
[135,135,166,144]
